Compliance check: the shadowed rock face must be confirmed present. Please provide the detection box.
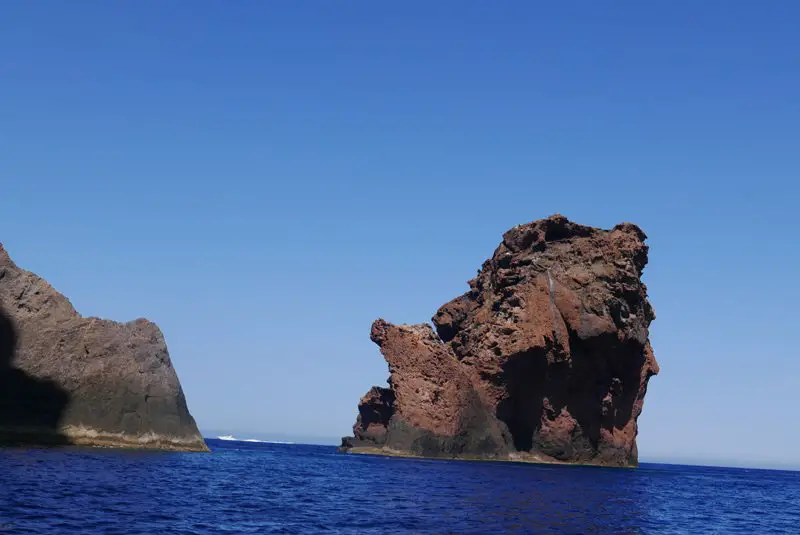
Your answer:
[341,215,659,467]
[0,244,207,451]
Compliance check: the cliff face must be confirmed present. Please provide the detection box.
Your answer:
[0,244,207,451]
[341,215,659,467]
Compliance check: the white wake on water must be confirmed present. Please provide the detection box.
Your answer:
[215,435,294,444]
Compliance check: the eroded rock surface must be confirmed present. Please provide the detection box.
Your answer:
[0,244,207,451]
[341,215,659,467]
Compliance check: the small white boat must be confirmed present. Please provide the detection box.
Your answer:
[217,435,237,441]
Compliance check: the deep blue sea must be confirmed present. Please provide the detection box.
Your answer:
[1,439,798,534]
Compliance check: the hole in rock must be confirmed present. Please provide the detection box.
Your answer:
[495,349,548,452]
[493,332,647,457]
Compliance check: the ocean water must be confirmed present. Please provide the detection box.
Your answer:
[1,439,798,534]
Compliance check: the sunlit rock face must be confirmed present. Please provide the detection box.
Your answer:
[341,215,659,467]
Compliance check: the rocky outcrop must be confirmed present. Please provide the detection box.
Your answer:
[341,215,659,467]
[0,244,207,451]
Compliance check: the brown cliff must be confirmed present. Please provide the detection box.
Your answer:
[341,215,659,467]
[0,244,207,451]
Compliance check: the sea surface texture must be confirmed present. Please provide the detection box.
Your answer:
[1,439,798,534]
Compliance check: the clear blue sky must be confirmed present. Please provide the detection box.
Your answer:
[2,2,798,468]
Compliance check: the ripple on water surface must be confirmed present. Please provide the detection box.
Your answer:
[1,440,799,534]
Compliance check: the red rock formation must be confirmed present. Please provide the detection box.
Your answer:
[341,215,659,467]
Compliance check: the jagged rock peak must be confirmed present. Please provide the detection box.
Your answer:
[341,215,659,467]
